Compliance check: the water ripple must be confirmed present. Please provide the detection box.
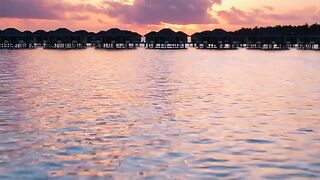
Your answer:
[0,48,319,179]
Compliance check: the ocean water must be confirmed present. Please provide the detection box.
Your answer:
[0,48,319,179]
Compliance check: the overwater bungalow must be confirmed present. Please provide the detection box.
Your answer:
[244,35,288,50]
[192,29,237,49]
[145,29,188,49]
[0,28,35,49]
[33,30,48,47]
[95,28,141,49]
[74,30,90,47]
[244,32,289,50]
[233,25,320,50]
[297,32,320,50]
[22,31,36,48]
[87,32,96,46]
[45,28,86,49]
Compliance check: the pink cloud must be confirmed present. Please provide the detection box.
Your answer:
[0,0,62,19]
[105,0,221,24]
[218,6,320,26]
[0,0,104,20]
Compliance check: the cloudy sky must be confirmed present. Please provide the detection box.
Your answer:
[0,0,319,34]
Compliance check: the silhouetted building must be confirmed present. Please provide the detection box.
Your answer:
[74,30,90,47]
[145,29,188,49]
[192,29,236,49]
[95,28,141,49]
[33,30,48,47]
[243,31,289,50]
[44,28,86,49]
[233,24,320,50]
[0,28,35,49]
[297,31,320,50]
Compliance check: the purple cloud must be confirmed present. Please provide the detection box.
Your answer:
[217,6,319,26]
[0,0,104,20]
[0,0,62,19]
[105,0,220,24]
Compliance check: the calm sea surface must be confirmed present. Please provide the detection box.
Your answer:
[0,48,320,179]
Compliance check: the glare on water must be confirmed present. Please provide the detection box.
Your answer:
[0,48,319,179]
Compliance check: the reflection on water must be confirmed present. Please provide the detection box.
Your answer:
[0,48,320,179]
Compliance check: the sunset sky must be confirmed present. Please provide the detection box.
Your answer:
[0,0,319,34]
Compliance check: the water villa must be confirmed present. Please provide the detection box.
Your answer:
[33,30,48,47]
[297,33,320,50]
[234,24,320,50]
[95,28,141,49]
[234,29,290,50]
[145,29,188,49]
[191,29,237,49]
[0,28,35,49]
[245,35,289,50]
[44,28,87,49]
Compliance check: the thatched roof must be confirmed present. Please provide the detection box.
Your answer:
[97,28,141,37]
[33,30,47,35]
[1,28,22,36]
[131,32,142,37]
[158,28,176,36]
[146,29,188,37]
[194,29,231,38]
[23,31,33,36]
[105,28,124,36]
[177,31,189,37]
[211,29,230,36]
[74,30,89,36]
[145,31,157,37]
[49,28,73,36]
[96,31,105,36]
